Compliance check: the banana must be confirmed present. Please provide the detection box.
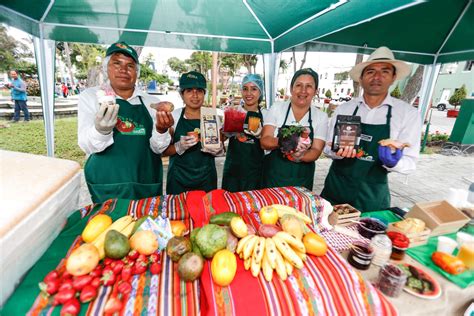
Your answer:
[271,204,312,224]
[272,235,304,269]
[275,231,306,253]
[261,252,274,282]
[92,215,134,259]
[293,248,307,262]
[284,259,294,276]
[265,238,278,269]
[243,235,259,260]
[252,237,266,265]
[274,248,287,281]
[120,221,136,238]
[237,234,255,255]
[244,257,251,270]
[251,251,262,277]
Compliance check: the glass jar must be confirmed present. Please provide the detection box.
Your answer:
[376,264,407,298]
[370,234,392,266]
[387,231,410,261]
[347,241,374,270]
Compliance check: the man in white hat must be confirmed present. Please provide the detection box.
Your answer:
[321,46,421,212]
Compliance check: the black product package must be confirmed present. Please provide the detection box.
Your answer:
[331,115,361,152]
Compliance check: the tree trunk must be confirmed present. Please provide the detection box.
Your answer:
[292,48,296,73]
[352,53,363,97]
[299,44,308,70]
[87,65,105,87]
[400,65,424,104]
[63,43,76,93]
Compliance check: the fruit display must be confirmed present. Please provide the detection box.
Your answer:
[195,224,228,259]
[129,230,159,255]
[104,230,130,259]
[178,252,204,282]
[92,215,135,259]
[166,236,192,262]
[81,214,112,243]
[303,232,328,257]
[170,220,188,236]
[66,243,100,276]
[211,249,237,286]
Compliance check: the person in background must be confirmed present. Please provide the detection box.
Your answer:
[61,83,69,98]
[160,71,222,195]
[321,46,421,212]
[222,74,266,192]
[260,68,328,190]
[7,70,30,123]
[78,42,173,203]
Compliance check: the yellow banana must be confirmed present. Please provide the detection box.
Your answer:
[243,235,259,260]
[244,257,251,270]
[293,248,307,262]
[262,252,274,282]
[285,259,294,276]
[91,215,134,259]
[120,220,136,238]
[251,251,262,277]
[265,238,277,269]
[275,231,306,253]
[271,204,312,224]
[252,237,266,265]
[274,248,287,281]
[237,234,255,255]
[272,235,304,269]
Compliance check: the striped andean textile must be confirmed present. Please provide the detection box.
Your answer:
[191,187,396,316]
[2,188,396,316]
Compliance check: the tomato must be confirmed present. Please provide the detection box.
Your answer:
[211,250,237,287]
[303,232,328,256]
[259,206,279,225]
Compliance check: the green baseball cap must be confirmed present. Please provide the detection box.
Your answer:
[106,42,139,63]
[179,71,207,90]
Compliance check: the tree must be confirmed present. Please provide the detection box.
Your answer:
[167,57,188,74]
[449,84,467,109]
[186,52,212,80]
[61,42,106,87]
[299,43,309,70]
[279,59,289,74]
[0,25,33,73]
[390,84,401,98]
[352,53,363,97]
[334,71,349,84]
[325,89,332,99]
[242,54,257,73]
[401,65,424,104]
[219,53,242,92]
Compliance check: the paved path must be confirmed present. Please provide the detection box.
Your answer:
[79,153,474,210]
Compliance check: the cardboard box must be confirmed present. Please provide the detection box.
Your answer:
[406,200,470,236]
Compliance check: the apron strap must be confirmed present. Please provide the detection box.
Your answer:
[385,104,392,126]
[282,102,292,126]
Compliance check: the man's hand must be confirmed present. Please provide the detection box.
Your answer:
[95,103,119,135]
[378,145,403,168]
[175,135,197,155]
[155,110,174,133]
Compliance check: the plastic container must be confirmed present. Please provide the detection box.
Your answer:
[376,264,407,298]
[436,236,458,255]
[357,218,387,239]
[223,107,246,133]
[347,241,374,270]
[370,234,392,266]
[387,231,410,260]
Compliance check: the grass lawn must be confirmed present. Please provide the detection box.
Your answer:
[0,117,86,166]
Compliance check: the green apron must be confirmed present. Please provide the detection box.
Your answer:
[261,103,315,190]
[321,104,392,212]
[84,96,163,203]
[222,109,264,192]
[166,108,217,194]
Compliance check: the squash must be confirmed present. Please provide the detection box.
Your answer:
[211,249,237,286]
[66,243,100,276]
[82,214,112,243]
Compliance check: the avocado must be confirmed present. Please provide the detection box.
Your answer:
[209,212,240,225]
[104,230,130,259]
[177,252,204,282]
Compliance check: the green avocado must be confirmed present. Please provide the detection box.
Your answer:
[209,212,240,225]
[104,230,130,259]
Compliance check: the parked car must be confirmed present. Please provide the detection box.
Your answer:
[435,102,457,111]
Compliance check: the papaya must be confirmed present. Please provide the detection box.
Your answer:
[104,230,130,259]
[82,214,112,243]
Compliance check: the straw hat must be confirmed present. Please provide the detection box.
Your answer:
[349,46,412,82]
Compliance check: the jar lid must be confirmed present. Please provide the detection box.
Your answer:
[371,234,392,249]
[387,231,410,248]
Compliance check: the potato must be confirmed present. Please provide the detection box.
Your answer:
[258,224,282,238]
[66,243,100,276]
[129,230,159,255]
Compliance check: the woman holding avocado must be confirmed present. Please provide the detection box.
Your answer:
[222,74,266,192]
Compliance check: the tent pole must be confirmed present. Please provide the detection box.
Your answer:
[211,52,218,108]
[33,35,56,157]
[263,53,280,108]
[418,62,440,123]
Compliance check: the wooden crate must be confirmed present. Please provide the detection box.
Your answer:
[329,204,361,227]
[387,223,431,248]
